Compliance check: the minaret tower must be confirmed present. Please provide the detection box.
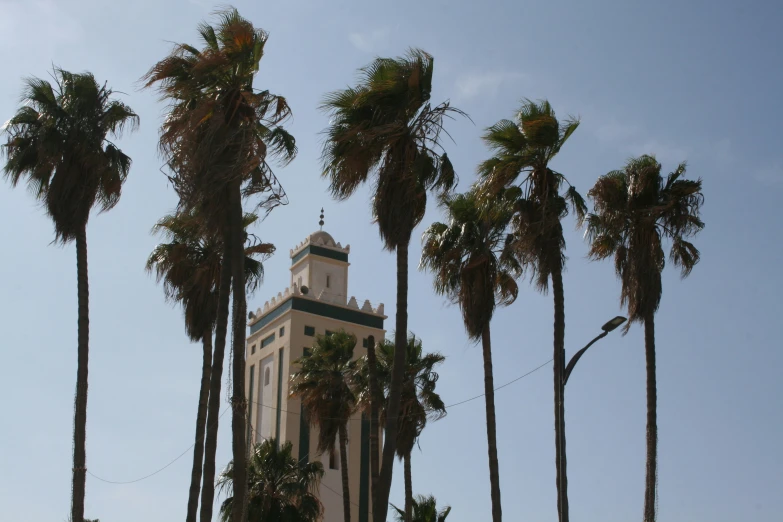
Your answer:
[289,208,351,306]
[245,211,385,522]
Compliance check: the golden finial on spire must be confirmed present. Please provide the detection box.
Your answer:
[319,208,325,230]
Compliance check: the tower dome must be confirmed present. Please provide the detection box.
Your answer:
[309,230,336,247]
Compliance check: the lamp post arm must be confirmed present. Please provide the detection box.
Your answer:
[563,331,608,386]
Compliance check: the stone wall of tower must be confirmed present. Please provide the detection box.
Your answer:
[309,257,348,304]
[247,228,385,522]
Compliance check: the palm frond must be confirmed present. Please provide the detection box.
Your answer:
[586,154,704,325]
[218,439,324,522]
[319,49,465,249]
[290,330,357,455]
[421,186,517,339]
[2,67,138,243]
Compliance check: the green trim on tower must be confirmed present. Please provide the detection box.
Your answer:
[291,244,349,265]
[293,298,384,329]
[249,299,292,334]
[298,348,311,463]
[275,347,284,448]
[250,296,384,335]
[247,365,255,454]
[359,413,370,522]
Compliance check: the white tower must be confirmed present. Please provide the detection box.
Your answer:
[245,214,385,522]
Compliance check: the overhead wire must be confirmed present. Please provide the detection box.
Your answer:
[247,357,554,420]
[86,357,552,485]
[87,406,230,485]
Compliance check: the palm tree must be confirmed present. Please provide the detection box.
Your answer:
[2,68,138,522]
[365,335,381,510]
[586,155,704,522]
[217,438,324,522]
[420,188,519,522]
[353,334,446,522]
[290,330,358,522]
[391,495,451,522]
[143,9,296,521]
[146,210,273,522]
[320,49,465,522]
[478,99,585,522]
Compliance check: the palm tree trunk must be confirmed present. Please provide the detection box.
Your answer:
[339,423,352,522]
[404,452,413,522]
[481,324,503,522]
[70,225,89,522]
[366,336,380,509]
[552,265,569,522]
[186,332,213,522]
[199,234,232,522]
[229,182,249,522]
[643,314,658,522]
[376,240,409,522]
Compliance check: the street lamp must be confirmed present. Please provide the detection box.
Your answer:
[563,316,627,386]
[555,315,627,522]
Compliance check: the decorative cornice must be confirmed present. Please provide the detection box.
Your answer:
[289,232,350,260]
[291,245,348,265]
[248,282,386,334]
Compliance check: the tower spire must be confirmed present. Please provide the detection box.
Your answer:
[319,208,324,230]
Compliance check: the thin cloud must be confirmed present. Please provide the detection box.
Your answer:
[187,0,213,9]
[348,28,390,53]
[0,0,82,49]
[586,113,693,166]
[593,120,641,143]
[629,139,692,165]
[454,71,524,101]
[755,163,783,187]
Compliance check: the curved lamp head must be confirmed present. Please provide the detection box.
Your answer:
[601,316,627,332]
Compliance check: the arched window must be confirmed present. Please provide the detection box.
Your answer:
[264,367,271,386]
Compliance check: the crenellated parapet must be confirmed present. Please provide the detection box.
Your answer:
[290,230,350,260]
[248,281,386,329]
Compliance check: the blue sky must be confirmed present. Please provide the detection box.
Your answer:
[1,0,781,521]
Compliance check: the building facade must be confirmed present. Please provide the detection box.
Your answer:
[245,228,386,522]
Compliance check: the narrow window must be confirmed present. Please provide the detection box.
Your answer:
[362,338,369,348]
[261,333,276,348]
[251,344,256,355]
[279,326,285,338]
[326,275,331,288]
[264,367,271,386]
[304,325,315,336]
[329,448,339,470]
[298,276,302,288]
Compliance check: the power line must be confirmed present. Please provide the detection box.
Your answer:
[443,358,553,408]
[87,358,551,485]
[249,357,554,421]
[320,480,362,509]
[88,406,230,485]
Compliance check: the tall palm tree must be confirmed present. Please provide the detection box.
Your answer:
[2,68,138,522]
[290,330,358,522]
[478,99,585,522]
[420,188,519,522]
[365,335,381,510]
[586,155,704,522]
[353,334,446,522]
[146,210,273,522]
[320,49,464,522]
[391,495,451,522]
[143,9,296,521]
[217,438,324,522]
